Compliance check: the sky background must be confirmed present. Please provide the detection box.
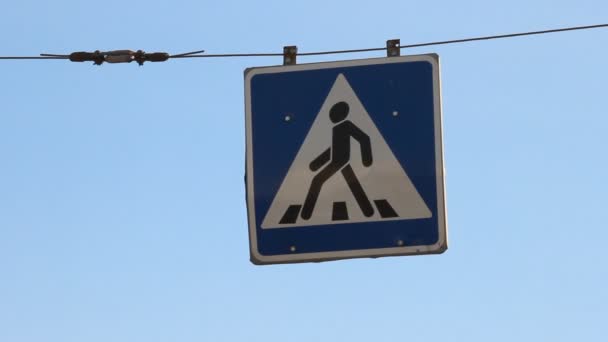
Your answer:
[1,1,607,341]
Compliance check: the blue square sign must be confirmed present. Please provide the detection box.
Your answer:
[245,54,447,265]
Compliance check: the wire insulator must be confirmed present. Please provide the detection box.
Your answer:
[69,52,96,62]
[68,50,170,65]
[146,52,170,62]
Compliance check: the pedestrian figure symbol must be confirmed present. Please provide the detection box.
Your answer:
[261,73,432,229]
[301,101,374,220]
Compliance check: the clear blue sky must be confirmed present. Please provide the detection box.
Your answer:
[1,1,607,341]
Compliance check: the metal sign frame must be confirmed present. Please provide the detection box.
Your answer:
[245,54,447,265]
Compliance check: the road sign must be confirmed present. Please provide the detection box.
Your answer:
[245,54,447,265]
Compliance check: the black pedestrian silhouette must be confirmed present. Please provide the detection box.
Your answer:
[301,101,375,220]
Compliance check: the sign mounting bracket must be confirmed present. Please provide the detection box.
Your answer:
[283,45,298,65]
[386,39,401,57]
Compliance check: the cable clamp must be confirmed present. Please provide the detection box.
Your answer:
[283,46,297,65]
[386,39,400,57]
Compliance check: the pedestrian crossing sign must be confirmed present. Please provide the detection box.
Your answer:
[245,54,447,265]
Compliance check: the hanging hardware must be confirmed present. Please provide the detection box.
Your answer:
[386,39,400,57]
[283,46,297,65]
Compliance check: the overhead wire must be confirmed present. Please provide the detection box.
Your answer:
[0,56,68,60]
[169,23,608,58]
[0,23,606,62]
